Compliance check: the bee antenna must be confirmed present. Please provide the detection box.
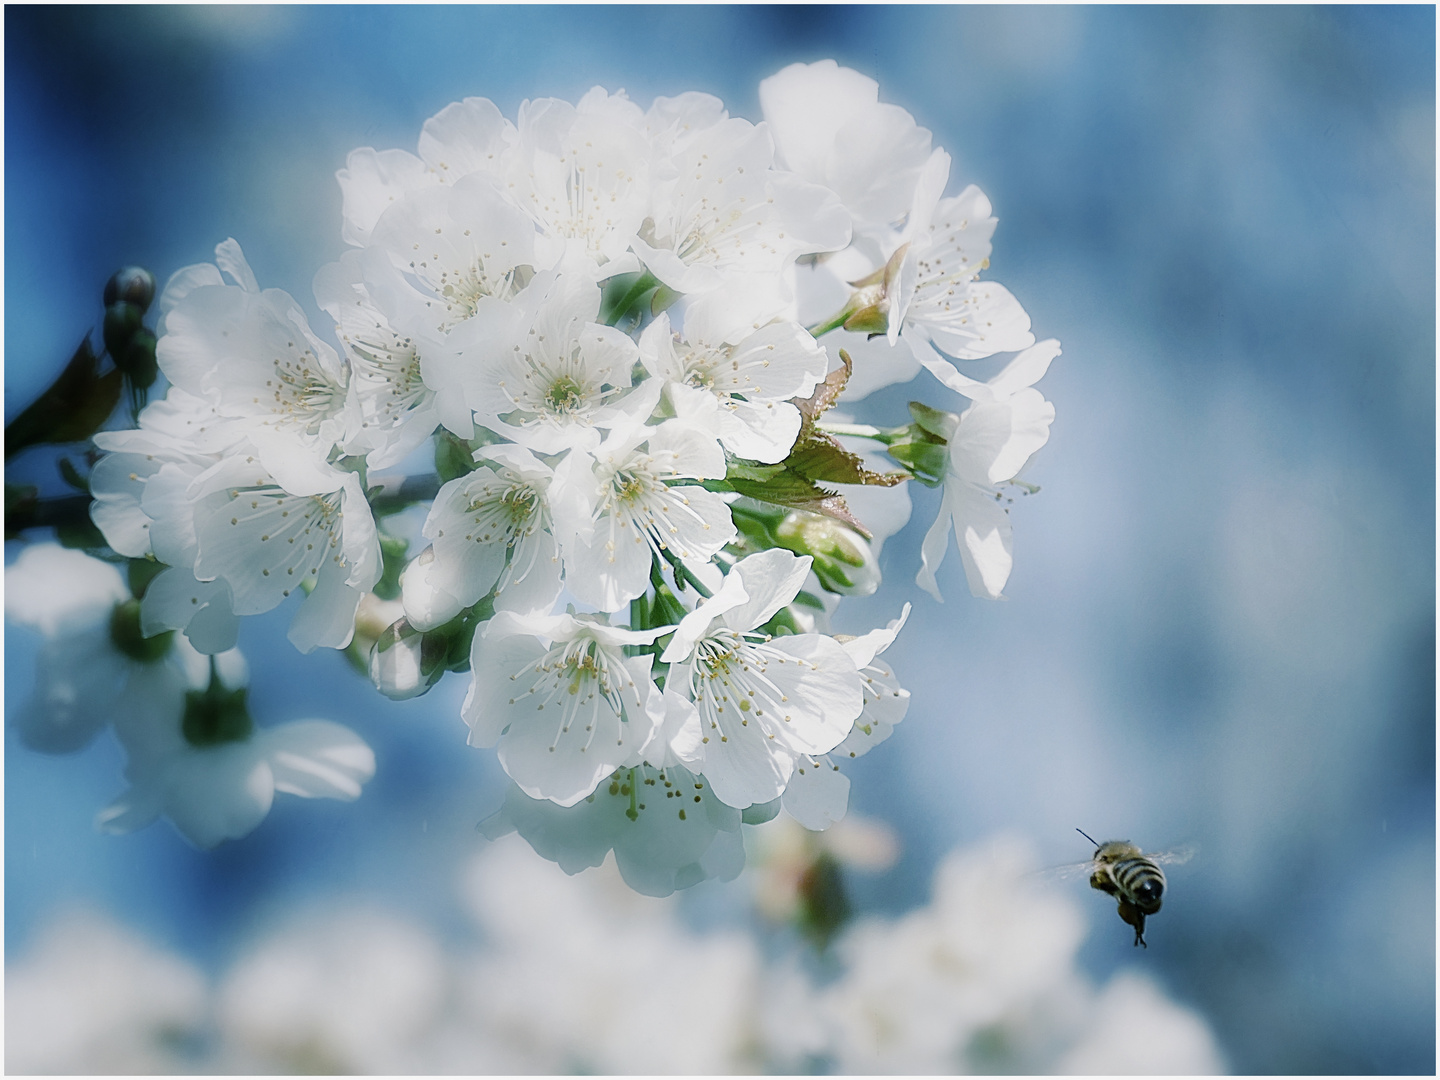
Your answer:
[1075,828,1099,847]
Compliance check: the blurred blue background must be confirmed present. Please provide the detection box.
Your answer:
[6,6,1433,1073]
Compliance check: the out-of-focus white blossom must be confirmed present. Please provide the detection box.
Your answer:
[4,911,208,1075]
[98,649,376,849]
[818,836,1227,1074]
[6,835,1225,1074]
[216,908,452,1074]
[455,834,765,1073]
[6,544,179,753]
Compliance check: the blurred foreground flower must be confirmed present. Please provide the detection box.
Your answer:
[5,834,1226,1074]
[4,911,207,1075]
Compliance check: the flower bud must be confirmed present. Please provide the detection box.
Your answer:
[103,266,157,313]
[119,327,159,391]
[842,242,913,337]
[400,547,464,631]
[102,301,143,360]
[369,617,443,700]
[776,511,881,596]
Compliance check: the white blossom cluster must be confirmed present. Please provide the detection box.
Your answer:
[63,61,1061,876]
[5,833,1226,1074]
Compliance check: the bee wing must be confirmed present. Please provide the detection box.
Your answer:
[1149,844,1197,867]
[1035,859,1096,882]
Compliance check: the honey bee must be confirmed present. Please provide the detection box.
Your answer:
[1069,829,1194,948]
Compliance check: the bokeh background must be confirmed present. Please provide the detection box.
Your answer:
[6,5,1434,1073]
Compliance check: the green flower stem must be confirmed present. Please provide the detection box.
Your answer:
[660,548,713,599]
[815,421,901,444]
[365,472,443,516]
[804,305,854,338]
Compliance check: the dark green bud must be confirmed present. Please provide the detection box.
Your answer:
[120,327,159,391]
[182,681,253,748]
[104,266,157,313]
[103,301,144,360]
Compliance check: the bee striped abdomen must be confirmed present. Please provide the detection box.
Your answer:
[1113,857,1165,914]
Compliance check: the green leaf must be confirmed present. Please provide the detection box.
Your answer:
[56,517,107,549]
[434,430,476,483]
[724,457,786,484]
[725,469,868,534]
[57,456,90,494]
[785,438,874,486]
[4,338,123,460]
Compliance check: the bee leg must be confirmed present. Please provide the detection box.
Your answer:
[1117,900,1148,947]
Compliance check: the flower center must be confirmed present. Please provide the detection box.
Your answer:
[544,375,586,414]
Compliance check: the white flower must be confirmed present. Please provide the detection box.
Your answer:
[89,388,235,559]
[312,246,443,467]
[414,442,567,623]
[759,59,934,238]
[502,87,650,275]
[366,174,535,328]
[555,417,736,612]
[156,239,355,497]
[781,603,912,831]
[480,761,745,897]
[464,610,670,806]
[179,454,381,652]
[659,549,863,809]
[89,389,246,654]
[635,116,849,295]
[888,149,1036,363]
[2,546,241,756]
[98,651,376,849]
[642,90,729,158]
[639,302,828,464]
[917,340,1060,600]
[1057,973,1228,1073]
[337,95,516,246]
[5,544,133,752]
[453,271,651,455]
